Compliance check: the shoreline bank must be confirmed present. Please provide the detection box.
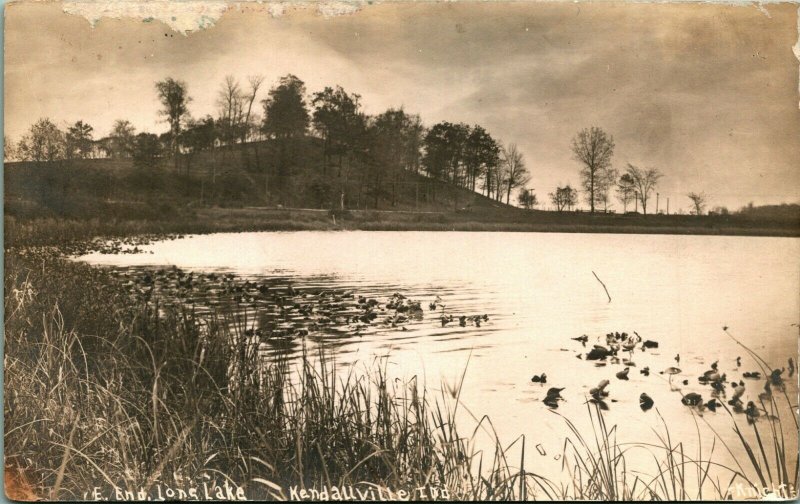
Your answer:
[5,246,797,501]
[5,207,799,252]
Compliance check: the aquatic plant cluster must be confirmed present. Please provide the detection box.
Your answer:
[4,234,798,501]
[531,329,798,499]
[109,266,492,353]
[543,330,794,421]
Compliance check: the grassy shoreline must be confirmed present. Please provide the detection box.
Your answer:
[4,219,798,501]
[5,206,799,252]
[3,251,468,500]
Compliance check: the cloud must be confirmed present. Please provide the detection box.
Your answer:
[5,1,798,209]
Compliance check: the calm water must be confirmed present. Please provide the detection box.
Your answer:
[77,231,799,494]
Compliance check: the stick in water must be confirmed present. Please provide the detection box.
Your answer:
[592,271,611,303]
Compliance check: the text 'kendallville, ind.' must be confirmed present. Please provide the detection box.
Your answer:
[82,482,453,501]
[288,484,452,501]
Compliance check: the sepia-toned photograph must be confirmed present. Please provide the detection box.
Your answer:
[3,0,799,501]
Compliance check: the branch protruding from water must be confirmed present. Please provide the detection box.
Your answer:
[592,271,611,303]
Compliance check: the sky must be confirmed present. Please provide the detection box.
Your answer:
[5,1,800,211]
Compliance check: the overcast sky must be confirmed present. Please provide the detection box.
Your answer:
[5,2,799,211]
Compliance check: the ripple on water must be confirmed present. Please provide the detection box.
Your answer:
[76,231,799,493]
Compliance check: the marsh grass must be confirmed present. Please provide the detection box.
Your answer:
[714,328,800,499]
[4,252,477,499]
[4,249,798,501]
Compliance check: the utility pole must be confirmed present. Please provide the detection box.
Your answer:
[667,197,670,215]
[656,192,660,214]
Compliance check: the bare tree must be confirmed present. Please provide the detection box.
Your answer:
[625,163,663,215]
[595,166,618,212]
[236,75,264,173]
[242,75,264,144]
[217,75,244,147]
[502,143,530,204]
[549,184,578,212]
[155,78,191,168]
[493,160,507,202]
[616,172,636,212]
[687,191,708,215]
[4,135,16,162]
[572,126,615,213]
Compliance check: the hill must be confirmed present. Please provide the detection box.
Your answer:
[4,138,799,241]
[4,136,512,221]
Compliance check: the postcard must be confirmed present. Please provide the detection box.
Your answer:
[4,1,798,501]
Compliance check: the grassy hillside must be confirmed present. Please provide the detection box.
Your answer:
[4,137,507,221]
[4,137,799,241]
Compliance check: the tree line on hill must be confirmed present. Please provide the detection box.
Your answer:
[5,74,533,210]
[6,73,786,216]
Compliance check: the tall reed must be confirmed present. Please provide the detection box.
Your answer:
[4,249,797,501]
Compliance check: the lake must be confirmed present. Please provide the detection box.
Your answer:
[76,231,799,496]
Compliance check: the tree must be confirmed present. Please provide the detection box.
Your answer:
[572,127,615,213]
[241,75,264,144]
[518,188,538,209]
[463,125,500,193]
[492,158,508,202]
[502,143,530,204]
[402,114,425,174]
[180,116,216,173]
[594,166,618,212]
[423,121,470,184]
[4,135,16,162]
[216,76,244,147]
[132,132,162,169]
[625,163,663,215]
[422,121,470,201]
[311,86,366,178]
[549,185,578,212]
[262,74,309,140]
[311,86,368,207]
[156,77,191,167]
[422,122,451,183]
[17,118,66,162]
[616,172,636,212]
[110,120,136,158]
[185,116,217,151]
[65,120,94,159]
[687,191,708,215]
[370,108,415,208]
[566,186,579,210]
[261,75,310,201]
[444,123,470,186]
